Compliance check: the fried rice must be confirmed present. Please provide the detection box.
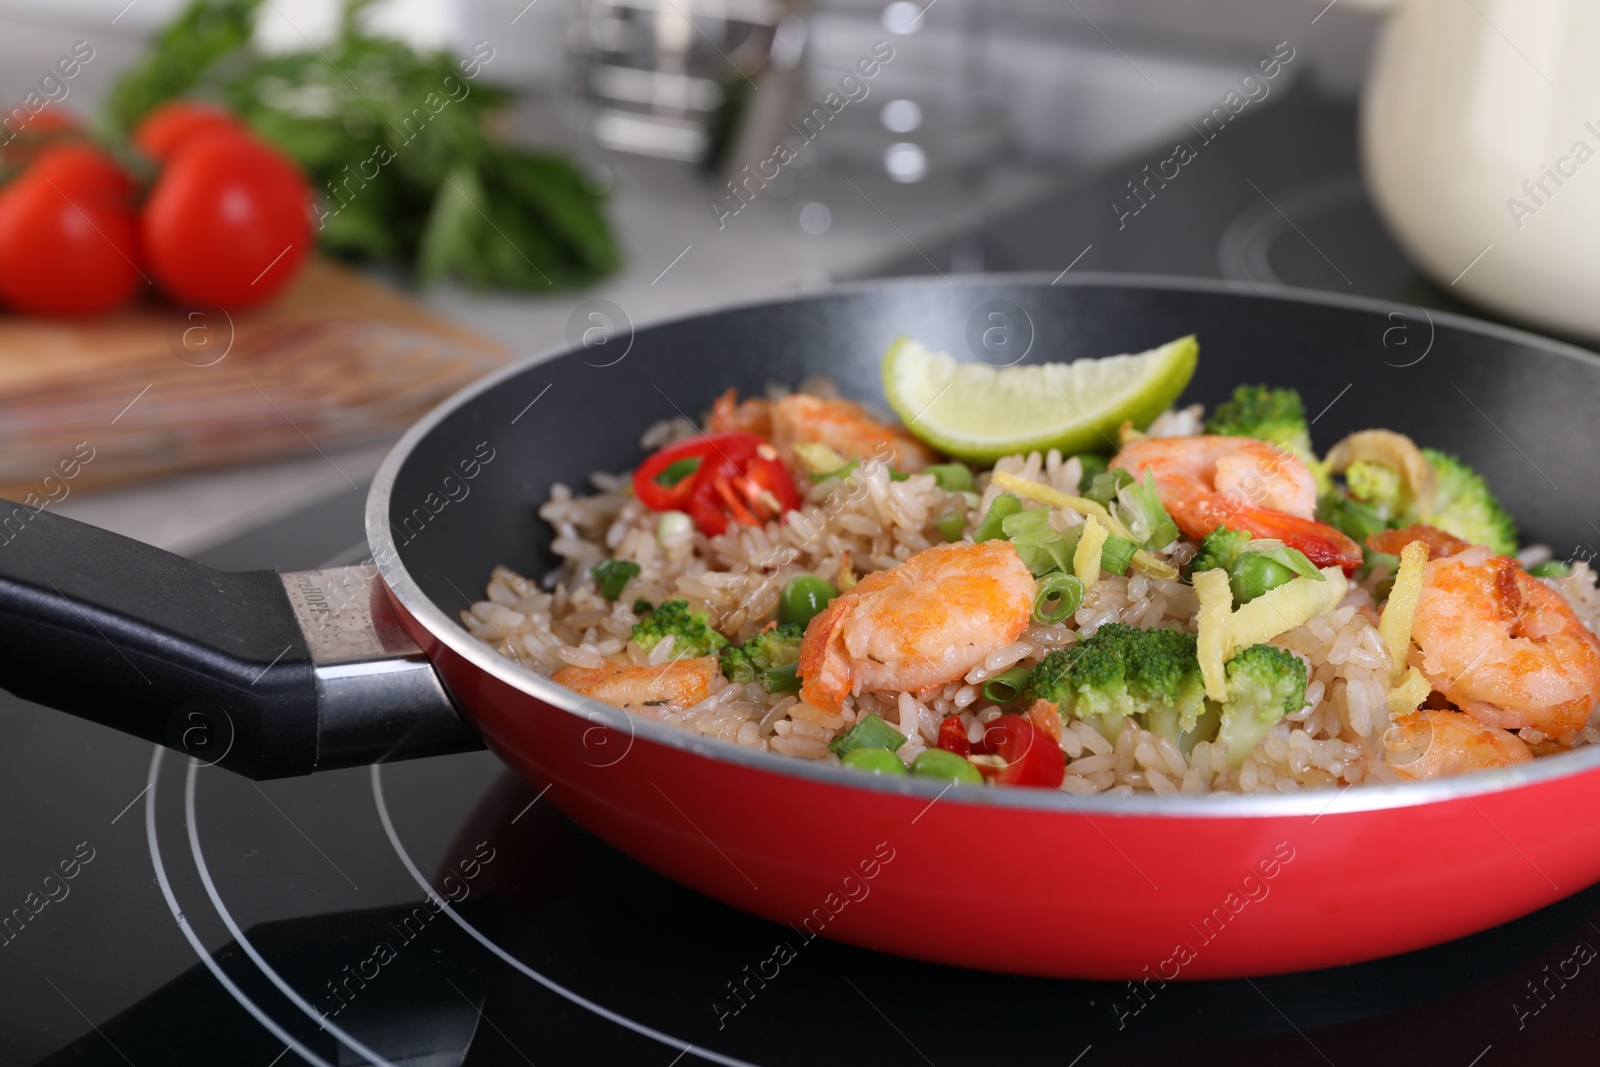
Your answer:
[461,388,1600,796]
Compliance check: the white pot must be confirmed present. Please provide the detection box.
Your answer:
[1360,0,1600,339]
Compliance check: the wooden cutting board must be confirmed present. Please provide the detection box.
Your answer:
[0,259,509,501]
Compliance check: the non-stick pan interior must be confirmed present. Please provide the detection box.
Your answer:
[386,276,1600,624]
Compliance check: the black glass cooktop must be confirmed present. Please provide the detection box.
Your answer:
[7,90,1600,1066]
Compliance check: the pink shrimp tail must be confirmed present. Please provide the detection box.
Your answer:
[1174,489,1363,574]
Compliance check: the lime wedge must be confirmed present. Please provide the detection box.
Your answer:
[882,334,1199,462]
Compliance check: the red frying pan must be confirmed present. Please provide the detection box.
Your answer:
[5,274,1598,980]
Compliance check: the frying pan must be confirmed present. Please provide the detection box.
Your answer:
[5,274,1598,981]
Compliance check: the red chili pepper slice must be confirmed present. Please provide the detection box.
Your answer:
[632,432,800,536]
[936,715,972,759]
[981,714,1066,789]
[633,433,738,511]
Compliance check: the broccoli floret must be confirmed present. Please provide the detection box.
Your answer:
[1344,460,1404,521]
[1420,448,1517,556]
[1316,491,1388,545]
[719,622,804,684]
[1190,526,1252,575]
[1215,644,1308,766]
[629,598,729,660]
[1029,623,1208,745]
[1205,384,1313,460]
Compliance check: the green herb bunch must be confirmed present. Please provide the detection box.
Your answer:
[106,0,619,289]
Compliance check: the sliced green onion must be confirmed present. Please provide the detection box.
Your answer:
[1086,468,1134,507]
[811,460,859,483]
[1001,506,1077,575]
[1033,572,1084,623]
[908,748,984,784]
[1001,506,1055,543]
[828,711,907,757]
[1114,470,1179,550]
[1099,535,1138,576]
[983,665,1033,703]
[1228,552,1298,603]
[1529,560,1572,578]
[1074,453,1110,488]
[973,493,1023,543]
[841,748,907,775]
[934,510,967,542]
[656,510,693,544]
[926,462,975,493]
[591,559,640,600]
[655,456,701,487]
[889,470,910,482]
[762,662,803,693]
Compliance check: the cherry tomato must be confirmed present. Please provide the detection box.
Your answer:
[141,131,311,310]
[632,432,800,536]
[936,715,972,759]
[0,106,82,171]
[0,168,141,316]
[981,714,1065,788]
[26,144,136,208]
[132,100,245,162]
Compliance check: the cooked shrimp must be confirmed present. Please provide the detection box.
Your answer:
[553,657,718,709]
[1369,523,1472,559]
[798,540,1034,713]
[1111,435,1362,572]
[1407,542,1600,735]
[772,394,939,473]
[1383,709,1533,780]
[707,388,773,438]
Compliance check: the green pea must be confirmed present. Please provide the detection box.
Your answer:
[909,749,984,784]
[1228,552,1297,604]
[926,462,974,493]
[779,574,838,627]
[841,748,907,775]
[934,510,967,543]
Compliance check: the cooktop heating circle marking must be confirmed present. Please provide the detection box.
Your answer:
[370,764,764,1067]
[185,762,400,1067]
[143,746,337,1067]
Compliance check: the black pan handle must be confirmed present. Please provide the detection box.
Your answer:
[0,501,482,779]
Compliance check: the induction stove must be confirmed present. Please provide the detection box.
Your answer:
[7,90,1600,1066]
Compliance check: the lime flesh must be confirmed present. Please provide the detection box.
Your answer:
[882,334,1199,462]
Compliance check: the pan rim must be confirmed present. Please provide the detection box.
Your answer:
[367,271,1600,820]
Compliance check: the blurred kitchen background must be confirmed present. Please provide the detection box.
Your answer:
[0,0,1452,553]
